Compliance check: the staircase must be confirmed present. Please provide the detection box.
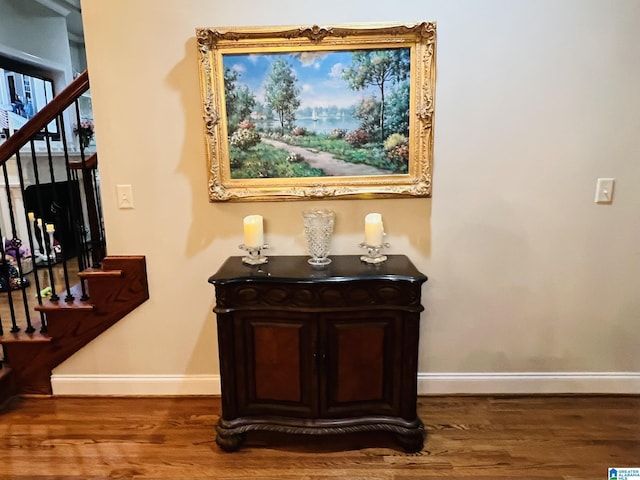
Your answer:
[0,72,149,404]
[1,256,149,396]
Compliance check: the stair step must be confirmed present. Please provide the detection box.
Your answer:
[1,333,50,343]
[0,312,49,343]
[34,298,94,313]
[32,280,93,313]
[0,329,51,343]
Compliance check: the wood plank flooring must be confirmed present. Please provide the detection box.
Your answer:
[0,395,637,479]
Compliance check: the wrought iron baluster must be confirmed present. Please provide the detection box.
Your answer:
[16,146,47,333]
[1,157,34,333]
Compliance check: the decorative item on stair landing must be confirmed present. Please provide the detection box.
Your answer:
[27,213,62,267]
[0,238,31,292]
[73,120,94,149]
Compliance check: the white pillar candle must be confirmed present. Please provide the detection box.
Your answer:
[364,213,384,246]
[243,215,264,248]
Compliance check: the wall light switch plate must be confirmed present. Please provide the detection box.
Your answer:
[594,178,615,204]
[117,184,134,209]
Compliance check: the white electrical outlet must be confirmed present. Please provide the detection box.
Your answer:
[595,178,615,204]
[117,184,134,209]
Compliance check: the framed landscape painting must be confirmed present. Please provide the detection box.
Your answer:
[196,22,436,201]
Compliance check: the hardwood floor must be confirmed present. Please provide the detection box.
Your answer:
[0,395,637,479]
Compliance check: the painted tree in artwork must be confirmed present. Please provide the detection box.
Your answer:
[264,58,301,134]
[385,81,411,137]
[343,48,410,142]
[224,67,256,134]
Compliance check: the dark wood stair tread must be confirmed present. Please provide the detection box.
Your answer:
[0,330,50,343]
[0,317,50,343]
[78,268,123,279]
[34,282,95,312]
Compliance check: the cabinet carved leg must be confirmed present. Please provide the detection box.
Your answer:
[215,431,245,452]
[395,431,424,453]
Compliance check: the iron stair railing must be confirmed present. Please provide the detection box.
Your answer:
[0,70,105,340]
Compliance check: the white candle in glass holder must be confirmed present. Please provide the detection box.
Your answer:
[364,213,384,246]
[243,215,264,248]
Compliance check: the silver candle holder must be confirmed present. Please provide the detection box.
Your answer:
[239,243,269,265]
[359,242,390,264]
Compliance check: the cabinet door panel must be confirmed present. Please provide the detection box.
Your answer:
[334,324,384,403]
[235,313,316,417]
[321,312,403,417]
[253,323,301,402]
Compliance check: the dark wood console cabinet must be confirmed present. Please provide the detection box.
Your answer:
[208,255,427,452]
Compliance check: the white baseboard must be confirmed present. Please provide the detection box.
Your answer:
[51,372,640,396]
[51,374,220,396]
[417,372,640,394]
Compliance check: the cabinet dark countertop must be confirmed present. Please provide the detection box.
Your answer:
[209,254,428,285]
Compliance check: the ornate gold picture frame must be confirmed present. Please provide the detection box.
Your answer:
[196,22,436,202]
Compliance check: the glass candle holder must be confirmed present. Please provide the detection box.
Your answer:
[303,209,335,267]
[239,243,269,265]
[359,241,390,264]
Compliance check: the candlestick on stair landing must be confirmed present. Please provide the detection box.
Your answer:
[46,224,56,260]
